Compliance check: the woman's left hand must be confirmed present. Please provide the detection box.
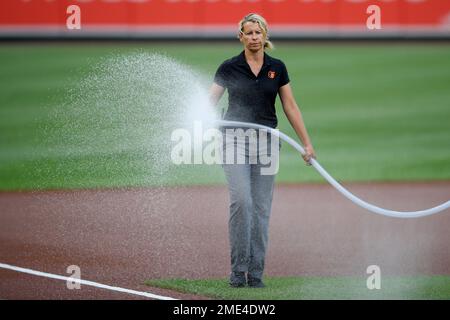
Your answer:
[302,144,316,166]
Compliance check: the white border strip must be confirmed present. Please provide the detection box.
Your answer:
[0,263,177,300]
[0,24,449,38]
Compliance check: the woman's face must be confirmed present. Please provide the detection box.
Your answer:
[239,21,265,52]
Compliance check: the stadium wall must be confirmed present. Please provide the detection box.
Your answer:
[0,0,449,39]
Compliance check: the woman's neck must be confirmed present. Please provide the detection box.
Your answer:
[244,49,264,64]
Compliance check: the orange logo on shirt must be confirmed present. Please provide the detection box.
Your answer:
[268,71,276,79]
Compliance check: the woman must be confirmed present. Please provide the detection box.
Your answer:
[209,13,316,288]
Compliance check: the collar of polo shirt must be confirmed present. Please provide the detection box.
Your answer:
[236,51,272,68]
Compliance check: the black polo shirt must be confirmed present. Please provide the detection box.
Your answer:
[214,50,290,129]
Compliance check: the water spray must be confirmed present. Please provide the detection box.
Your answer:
[58,52,449,218]
[214,120,450,219]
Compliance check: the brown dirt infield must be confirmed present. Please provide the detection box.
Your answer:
[0,181,449,299]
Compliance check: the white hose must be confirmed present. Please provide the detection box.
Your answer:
[215,120,450,218]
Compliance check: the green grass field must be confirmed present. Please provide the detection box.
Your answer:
[145,275,450,300]
[1,43,449,300]
[0,43,449,191]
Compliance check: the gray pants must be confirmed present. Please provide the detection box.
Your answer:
[221,133,278,280]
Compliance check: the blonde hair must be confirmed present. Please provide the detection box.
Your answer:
[238,13,274,50]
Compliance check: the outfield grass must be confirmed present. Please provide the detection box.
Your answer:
[0,43,449,190]
[145,275,450,300]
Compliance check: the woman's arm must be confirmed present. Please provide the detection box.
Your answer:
[279,83,316,165]
[209,83,225,107]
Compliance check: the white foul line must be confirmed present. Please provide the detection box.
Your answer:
[0,262,177,300]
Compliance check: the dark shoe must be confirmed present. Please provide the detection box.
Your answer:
[247,276,265,288]
[229,272,246,288]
